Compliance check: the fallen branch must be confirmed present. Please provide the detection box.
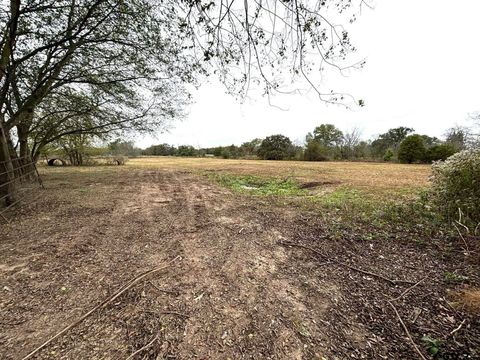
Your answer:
[21,256,181,360]
[148,281,179,295]
[390,277,427,302]
[159,310,190,318]
[0,211,9,223]
[279,241,415,286]
[388,301,427,360]
[449,319,466,336]
[142,309,190,319]
[125,334,159,360]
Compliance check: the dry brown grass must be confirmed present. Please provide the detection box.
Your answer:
[451,289,480,315]
[128,157,431,198]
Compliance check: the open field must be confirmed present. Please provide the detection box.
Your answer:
[1,158,479,359]
[129,157,432,198]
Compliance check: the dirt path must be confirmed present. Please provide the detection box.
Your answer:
[1,168,478,359]
[0,170,343,359]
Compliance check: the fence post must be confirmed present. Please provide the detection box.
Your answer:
[0,155,44,222]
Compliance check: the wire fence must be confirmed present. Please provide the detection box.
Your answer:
[0,156,44,222]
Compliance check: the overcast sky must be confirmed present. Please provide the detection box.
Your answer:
[136,1,480,148]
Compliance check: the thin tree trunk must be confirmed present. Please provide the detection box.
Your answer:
[16,112,35,179]
[18,124,29,158]
[5,129,22,180]
[0,123,16,205]
[32,149,41,164]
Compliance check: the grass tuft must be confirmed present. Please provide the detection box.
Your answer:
[450,288,480,315]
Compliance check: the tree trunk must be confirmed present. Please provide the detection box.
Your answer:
[18,123,29,158]
[16,111,35,179]
[32,149,41,164]
[0,123,16,206]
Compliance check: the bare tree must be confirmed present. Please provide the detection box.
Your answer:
[342,127,362,159]
[467,113,480,147]
[444,125,473,151]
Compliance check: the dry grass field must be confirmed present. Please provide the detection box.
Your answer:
[129,157,431,197]
[1,157,478,359]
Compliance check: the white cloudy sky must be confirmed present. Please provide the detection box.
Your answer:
[137,1,480,148]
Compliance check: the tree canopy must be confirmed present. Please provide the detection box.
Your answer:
[0,0,196,160]
[258,134,294,160]
[398,135,426,164]
[312,124,344,147]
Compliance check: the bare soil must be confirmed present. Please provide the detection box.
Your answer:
[1,167,479,359]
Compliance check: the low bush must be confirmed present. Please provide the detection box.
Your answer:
[383,148,394,161]
[430,148,480,227]
[426,144,456,162]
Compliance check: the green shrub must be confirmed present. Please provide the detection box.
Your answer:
[383,148,394,161]
[426,144,456,162]
[304,141,329,161]
[398,135,426,163]
[430,148,480,227]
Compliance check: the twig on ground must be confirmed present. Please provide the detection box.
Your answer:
[387,301,427,360]
[0,318,27,326]
[148,281,178,295]
[20,255,181,360]
[159,311,190,318]
[279,241,415,286]
[125,334,159,360]
[142,309,189,318]
[453,223,470,254]
[0,211,9,223]
[450,319,466,336]
[390,277,427,302]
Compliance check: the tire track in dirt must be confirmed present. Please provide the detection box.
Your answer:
[144,171,339,359]
[1,168,359,359]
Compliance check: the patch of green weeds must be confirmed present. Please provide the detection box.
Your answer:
[370,189,446,233]
[421,336,442,357]
[209,172,452,240]
[319,187,370,209]
[209,174,307,197]
[444,271,469,283]
[293,320,311,338]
